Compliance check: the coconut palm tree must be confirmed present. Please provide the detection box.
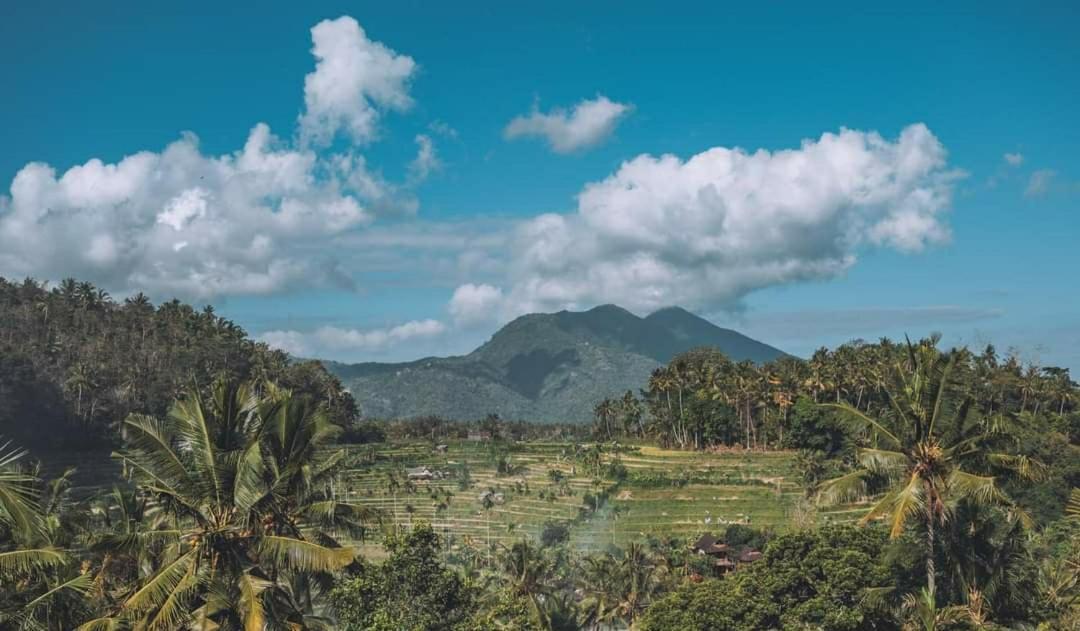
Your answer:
[817,338,1040,602]
[0,441,95,630]
[614,542,659,625]
[80,379,375,630]
[498,539,553,628]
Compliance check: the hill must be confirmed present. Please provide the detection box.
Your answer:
[324,305,787,422]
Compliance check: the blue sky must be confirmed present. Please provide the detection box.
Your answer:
[1,1,1078,370]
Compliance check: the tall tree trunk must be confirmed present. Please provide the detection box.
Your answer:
[926,515,936,601]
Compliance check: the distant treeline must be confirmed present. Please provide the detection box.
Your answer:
[583,337,1079,524]
[0,276,356,449]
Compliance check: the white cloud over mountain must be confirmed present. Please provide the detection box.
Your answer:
[504,96,631,153]
[0,17,418,301]
[259,319,447,358]
[457,123,961,323]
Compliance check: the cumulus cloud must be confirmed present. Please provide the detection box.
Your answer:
[1003,152,1024,167]
[1025,169,1056,197]
[259,319,447,358]
[449,283,506,326]
[0,17,420,300]
[457,123,961,319]
[504,96,631,153]
[299,16,416,146]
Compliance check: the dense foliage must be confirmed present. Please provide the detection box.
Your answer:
[0,277,357,449]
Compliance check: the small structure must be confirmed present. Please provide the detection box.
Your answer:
[467,430,492,442]
[407,466,435,481]
[434,444,449,454]
[691,534,735,574]
[737,549,763,565]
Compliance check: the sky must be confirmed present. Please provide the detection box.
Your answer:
[1,1,1078,370]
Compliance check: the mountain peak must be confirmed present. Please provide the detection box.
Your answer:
[325,304,787,422]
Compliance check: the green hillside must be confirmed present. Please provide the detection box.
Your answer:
[326,305,787,422]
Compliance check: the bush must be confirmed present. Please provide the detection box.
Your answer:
[540,521,570,547]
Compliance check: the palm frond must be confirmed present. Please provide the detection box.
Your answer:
[0,547,66,578]
[856,448,909,478]
[1065,488,1079,520]
[886,472,926,539]
[21,572,94,613]
[142,564,199,631]
[986,453,1048,482]
[820,403,901,448]
[816,470,871,506]
[123,549,196,613]
[118,415,192,489]
[0,441,42,537]
[948,470,1008,508]
[75,617,127,631]
[238,570,269,631]
[257,535,355,572]
[169,391,223,507]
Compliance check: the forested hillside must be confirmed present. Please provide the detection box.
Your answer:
[327,304,787,421]
[0,277,357,449]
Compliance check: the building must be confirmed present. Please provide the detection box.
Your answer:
[691,534,736,574]
[407,466,435,480]
[691,533,762,575]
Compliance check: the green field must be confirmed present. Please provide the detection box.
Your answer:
[334,441,864,553]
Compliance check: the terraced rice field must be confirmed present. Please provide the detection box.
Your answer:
[334,441,864,552]
[29,440,866,553]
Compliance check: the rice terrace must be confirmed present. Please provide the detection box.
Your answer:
[337,441,859,553]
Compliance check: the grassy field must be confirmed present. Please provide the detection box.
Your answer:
[334,441,864,553]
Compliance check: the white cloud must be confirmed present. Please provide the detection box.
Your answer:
[0,17,420,301]
[260,319,447,358]
[457,123,960,319]
[299,16,416,146]
[1025,169,1056,197]
[1003,152,1024,167]
[408,134,439,182]
[449,283,505,326]
[504,96,631,153]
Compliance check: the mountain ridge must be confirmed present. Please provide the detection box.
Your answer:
[323,305,787,422]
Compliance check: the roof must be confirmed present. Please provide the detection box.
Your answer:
[738,549,763,563]
[691,534,729,555]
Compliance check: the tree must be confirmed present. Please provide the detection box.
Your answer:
[639,525,902,631]
[82,379,373,629]
[330,524,475,631]
[817,339,1040,602]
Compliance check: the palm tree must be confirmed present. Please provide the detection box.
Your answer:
[81,379,374,629]
[817,339,1040,601]
[578,554,619,629]
[614,542,659,625]
[0,441,94,630]
[498,539,553,628]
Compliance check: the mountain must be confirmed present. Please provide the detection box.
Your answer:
[323,305,787,423]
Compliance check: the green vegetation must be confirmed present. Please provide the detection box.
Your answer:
[0,277,357,451]
[0,278,1077,629]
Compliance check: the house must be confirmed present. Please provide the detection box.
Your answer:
[434,444,449,454]
[467,430,492,442]
[691,534,736,573]
[407,466,435,480]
